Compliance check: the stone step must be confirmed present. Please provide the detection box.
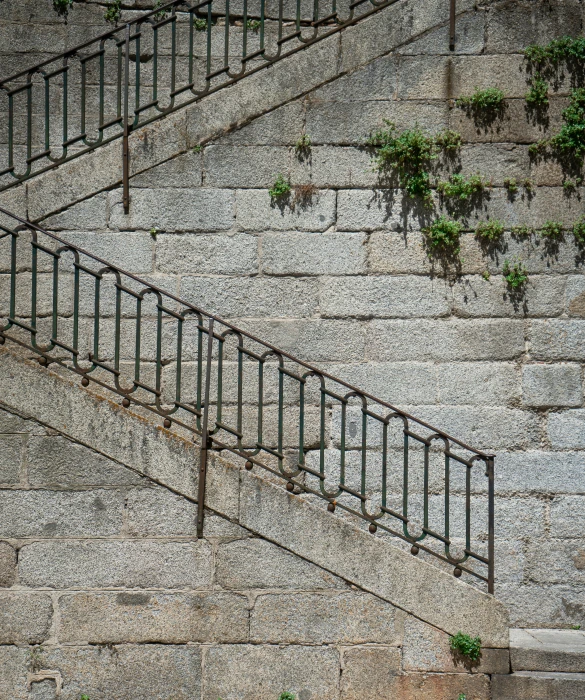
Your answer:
[511,628,585,673]
[493,671,585,700]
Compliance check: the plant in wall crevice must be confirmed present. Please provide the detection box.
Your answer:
[573,216,585,245]
[295,134,312,161]
[104,0,122,24]
[475,219,505,244]
[525,73,550,106]
[455,87,506,126]
[437,173,489,205]
[503,258,529,290]
[449,631,482,662]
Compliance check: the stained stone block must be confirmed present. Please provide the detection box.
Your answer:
[522,363,583,408]
[0,593,53,644]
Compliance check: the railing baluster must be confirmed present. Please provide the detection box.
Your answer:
[197,317,214,538]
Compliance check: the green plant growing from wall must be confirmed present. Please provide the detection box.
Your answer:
[476,220,505,242]
[511,224,535,237]
[437,173,487,201]
[524,36,585,67]
[540,220,563,239]
[246,19,261,31]
[551,88,585,158]
[573,216,585,244]
[149,227,159,239]
[295,134,312,158]
[193,17,209,30]
[269,174,291,200]
[525,73,549,106]
[503,259,529,289]
[52,0,73,17]
[457,695,467,700]
[278,693,296,700]
[456,87,505,111]
[152,0,170,21]
[423,216,463,256]
[80,695,91,700]
[366,123,462,201]
[449,632,482,661]
[504,178,519,195]
[193,144,203,153]
[104,0,122,24]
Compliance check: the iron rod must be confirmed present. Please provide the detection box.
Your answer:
[197,317,215,538]
[122,23,131,214]
[449,0,455,50]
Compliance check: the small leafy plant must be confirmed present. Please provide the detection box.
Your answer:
[437,173,487,201]
[572,624,582,630]
[193,17,209,30]
[476,220,504,242]
[104,0,122,24]
[246,19,261,32]
[503,259,529,289]
[149,227,159,239]
[456,87,505,111]
[524,36,585,67]
[53,0,74,17]
[551,88,585,158]
[279,694,296,700]
[504,178,519,195]
[481,270,491,281]
[573,216,585,244]
[423,216,463,256]
[449,631,482,661]
[152,0,170,21]
[458,695,467,700]
[511,224,534,237]
[269,174,291,200]
[540,220,563,239]
[295,134,312,157]
[192,144,203,153]
[525,73,549,106]
[434,129,462,153]
[80,695,91,700]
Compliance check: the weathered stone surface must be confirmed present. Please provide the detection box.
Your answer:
[250,591,402,644]
[126,487,198,536]
[18,540,213,589]
[262,232,367,276]
[523,363,583,408]
[236,189,336,231]
[59,591,248,643]
[0,542,16,588]
[531,320,585,361]
[402,616,510,674]
[548,411,585,449]
[493,671,585,700]
[156,232,258,274]
[340,646,402,699]
[550,496,585,538]
[495,452,585,494]
[496,582,585,629]
[511,628,585,673]
[526,540,585,585]
[0,434,22,484]
[202,644,339,700]
[0,646,29,700]
[437,362,520,406]
[0,489,124,538]
[215,538,344,590]
[27,435,143,487]
[0,593,53,644]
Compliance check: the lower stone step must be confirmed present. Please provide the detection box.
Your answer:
[492,670,585,699]
[511,628,585,673]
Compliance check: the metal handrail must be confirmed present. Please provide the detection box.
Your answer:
[0,206,495,591]
[0,0,398,203]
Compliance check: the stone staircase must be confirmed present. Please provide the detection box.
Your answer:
[493,629,585,699]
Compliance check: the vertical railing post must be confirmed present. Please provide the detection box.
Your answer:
[449,0,456,51]
[122,23,131,214]
[197,317,215,538]
[487,455,495,594]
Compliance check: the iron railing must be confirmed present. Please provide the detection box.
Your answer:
[0,0,400,204]
[0,207,495,591]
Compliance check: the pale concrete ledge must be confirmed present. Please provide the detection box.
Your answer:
[0,344,508,647]
[0,0,475,222]
[510,628,585,673]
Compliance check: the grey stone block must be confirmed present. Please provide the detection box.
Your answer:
[402,616,510,674]
[336,188,419,232]
[0,592,53,644]
[250,591,402,644]
[312,55,397,101]
[306,146,378,188]
[392,673,491,700]
[319,276,450,319]
[0,434,22,484]
[228,319,366,362]
[59,591,248,643]
[0,489,124,538]
[18,540,213,589]
[522,363,583,408]
[236,189,336,232]
[367,319,526,362]
[48,232,154,274]
[306,100,449,145]
[42,644,202,700]
[27,435,143,487]
[180,275,319,317]
[204,145,291,187]
[449,55,528,99]
[566,277,585,318]
[548,411,585,449]
[155,232,258,274]
[202,644,340,700]
[0,646,29,700]
[109,188,235,232]
[132,151,202,188]
[492,671,585,700]
[262,232,366,276]
[368,232,433,274]
[340,646,402,700]
[0,542,16,587]
[42,192,109,231]
[219,102,304,145]
[550,496,585,538]
[126,486,198,536]
[437,362,520,406]
[397,55,450,100]
[531,320,585,361]
[511,628,585,673]
[215,538,344,590]
[495,451,585,495]
[452,275,565,318]
[398,10,485,55]
[496,582,585,629]
[526,540,585,585]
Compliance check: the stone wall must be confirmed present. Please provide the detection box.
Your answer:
[1,0,585,634]
[0,400,509,699]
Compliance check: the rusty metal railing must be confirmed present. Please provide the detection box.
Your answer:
[0,0,401,206]
[0,207,495,591]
